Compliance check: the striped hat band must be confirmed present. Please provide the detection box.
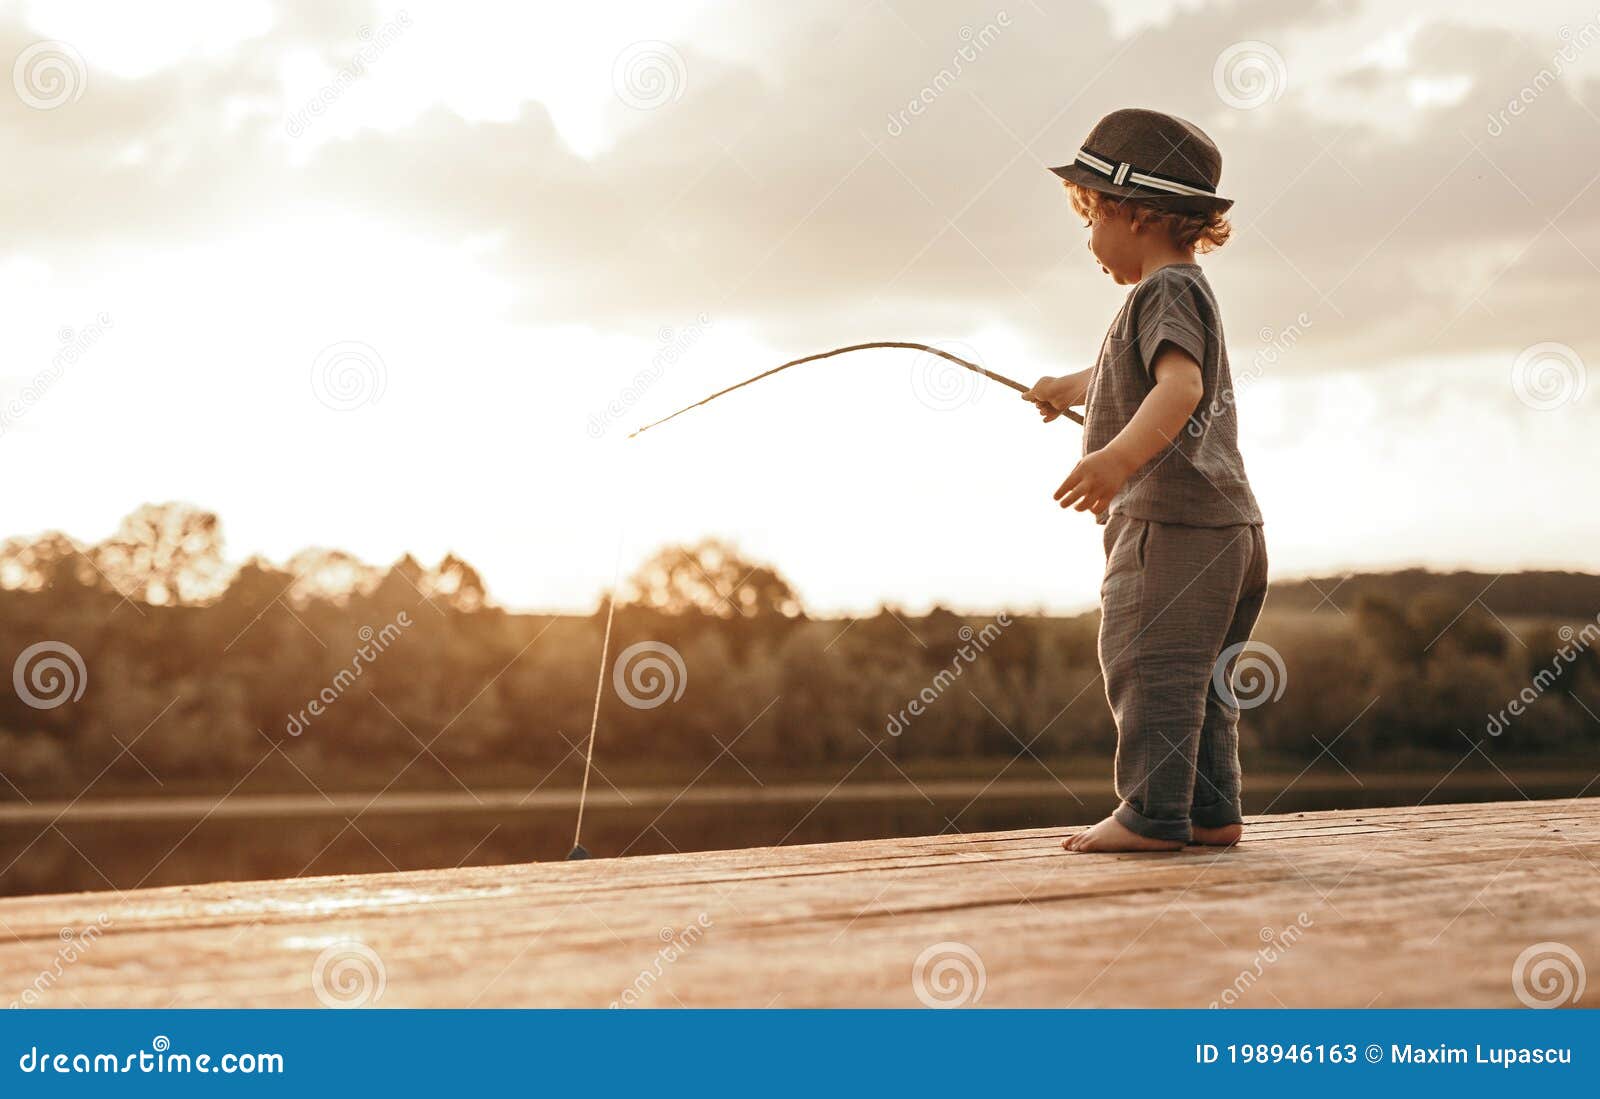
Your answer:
[1073,147,1218,199]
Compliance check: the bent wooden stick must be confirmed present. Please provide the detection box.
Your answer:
[626,341,1085,439]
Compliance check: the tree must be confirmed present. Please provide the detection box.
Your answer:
[426,553,489,612]
[622,539,803,619]
[283,548,379,606]
[91,503,227,605]
[1407,592,1506,661]
[0,531,99,596]
[1355,595,1427,669]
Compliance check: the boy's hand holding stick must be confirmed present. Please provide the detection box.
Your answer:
[1021,371,1090,423]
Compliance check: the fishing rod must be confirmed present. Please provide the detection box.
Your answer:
[566,343,1082,862]
[627,341,1084,438]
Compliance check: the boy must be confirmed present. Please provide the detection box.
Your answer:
[1023,108,1267,853]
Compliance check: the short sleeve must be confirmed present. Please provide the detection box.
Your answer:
[1133,271,1208,377]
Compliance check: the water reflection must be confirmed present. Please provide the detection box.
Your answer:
[0,775,1582,898]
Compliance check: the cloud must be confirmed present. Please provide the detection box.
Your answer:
[4,0,1598,378]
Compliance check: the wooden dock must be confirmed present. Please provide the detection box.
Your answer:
[2,798,1596,1008]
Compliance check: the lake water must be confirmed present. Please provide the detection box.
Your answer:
[0,771,1586,897]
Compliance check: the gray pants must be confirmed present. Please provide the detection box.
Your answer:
[1098,514,1269,841]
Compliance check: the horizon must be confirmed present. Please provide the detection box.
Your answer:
[6,499,1600,618]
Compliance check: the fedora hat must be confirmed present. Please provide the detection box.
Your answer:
[1050,108,1232,214]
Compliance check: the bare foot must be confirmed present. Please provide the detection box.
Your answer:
[1190,823,1243,847]
[1062,815,1183,853]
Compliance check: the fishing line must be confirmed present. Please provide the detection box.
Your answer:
[628,341,1084,438]
[567,533,622,861]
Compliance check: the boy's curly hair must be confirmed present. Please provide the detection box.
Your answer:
[1064,182,1232,253]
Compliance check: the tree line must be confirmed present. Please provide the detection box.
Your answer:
[1,504,1596,800]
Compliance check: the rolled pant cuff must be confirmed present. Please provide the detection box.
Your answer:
[1113,801,1192,842]
[1189,799,1243,829]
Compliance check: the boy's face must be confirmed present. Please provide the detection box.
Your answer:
[1086,204,1143,285]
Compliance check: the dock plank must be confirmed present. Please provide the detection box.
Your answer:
[1,798,1596,1007]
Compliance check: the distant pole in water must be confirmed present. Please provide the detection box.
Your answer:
[626,341,1084,439]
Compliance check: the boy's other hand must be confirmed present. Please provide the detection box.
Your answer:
[1054,446,1136,516]
[1022,374,1087,423]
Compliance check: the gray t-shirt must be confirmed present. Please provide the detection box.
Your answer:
[1083,263,1262,528]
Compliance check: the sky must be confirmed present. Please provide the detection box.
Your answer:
[1,0,1597,615]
